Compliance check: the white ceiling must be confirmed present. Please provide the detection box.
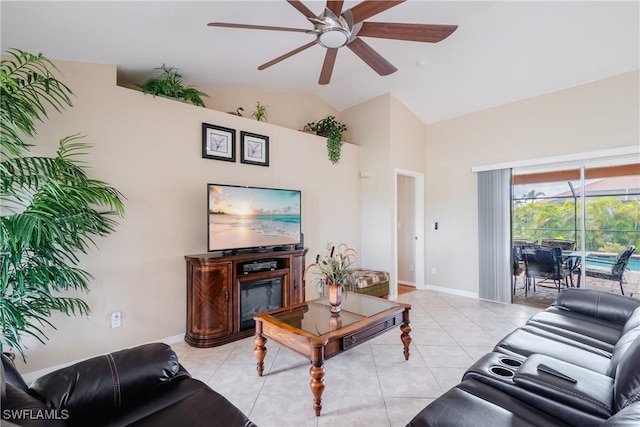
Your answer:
[2,1,639,124]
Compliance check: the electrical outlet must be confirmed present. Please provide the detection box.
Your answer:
[111,311,122,328]
[431,267,437,275]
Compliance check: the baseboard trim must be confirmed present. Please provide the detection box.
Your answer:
[425,284,479,299]
[160,334,185,345]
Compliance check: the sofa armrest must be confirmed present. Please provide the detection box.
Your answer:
[3,384,68,427]
[28,343,181,419]
[554,288,640,325]
[513,353,613,418]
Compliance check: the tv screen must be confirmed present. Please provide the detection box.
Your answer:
[207,184,302,252]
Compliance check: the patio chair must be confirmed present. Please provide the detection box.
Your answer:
[512,241,536,294]
[583,245,636,295]
[523,246,570,294]
[512,246,524,294]
[541,239,579,286]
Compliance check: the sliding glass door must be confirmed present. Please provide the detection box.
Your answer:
[583,165,640,254]
[512,163,639,301]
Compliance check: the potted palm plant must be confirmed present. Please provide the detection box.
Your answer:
[136,64,209,107]
[1,49,125,360]
[304,243,358,312]
[306,116,347,164]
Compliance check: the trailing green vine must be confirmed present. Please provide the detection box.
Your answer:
[306,116,347,164]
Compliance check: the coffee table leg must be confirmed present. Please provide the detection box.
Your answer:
[401,309,412,361]
[309,345,326,417]
[254,320,267,377]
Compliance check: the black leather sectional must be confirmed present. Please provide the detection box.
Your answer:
[408,288,640,426]
[1,343,256,427]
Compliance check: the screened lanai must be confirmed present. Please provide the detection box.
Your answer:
[511,164,640,307]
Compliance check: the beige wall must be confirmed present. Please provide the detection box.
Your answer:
[342,95,392,273]
[119,82,344,136]
[14,60,361,373]
[200,88,342,134]
[390,97,426,290]
[390,96,427,173]
[424,70,640,295]
[342,94,426,297]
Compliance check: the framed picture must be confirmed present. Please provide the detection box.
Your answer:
[240,131,269,167]
[202,123,236,162]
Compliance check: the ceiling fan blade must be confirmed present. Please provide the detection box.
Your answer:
[326,1,344,16]
[358,22,458,43]
[346,37,397,76]
[258,41,317,70]
[319,48,338,85]
[287,0,317,19]
[349,0,405,24]
[208,22,308,33]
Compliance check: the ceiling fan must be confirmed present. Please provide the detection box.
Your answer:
[208,0,458,85]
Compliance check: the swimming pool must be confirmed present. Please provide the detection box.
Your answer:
[586,255,640,272]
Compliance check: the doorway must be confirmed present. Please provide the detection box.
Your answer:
[395,169,425,293]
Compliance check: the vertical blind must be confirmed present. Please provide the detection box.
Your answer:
[477,169,512,303]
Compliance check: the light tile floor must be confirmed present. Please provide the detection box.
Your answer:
[171,290,544,427]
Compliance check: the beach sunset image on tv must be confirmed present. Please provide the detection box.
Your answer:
[207,184,301,251]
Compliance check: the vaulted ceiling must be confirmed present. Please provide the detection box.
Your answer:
[2,1,638,124]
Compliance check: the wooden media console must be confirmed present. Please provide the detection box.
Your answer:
[184,248,308,347]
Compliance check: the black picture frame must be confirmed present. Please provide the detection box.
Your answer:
[202,123,236,162]
[240,131,269,167]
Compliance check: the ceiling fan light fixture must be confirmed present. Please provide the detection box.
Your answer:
[208,2,458,84]
[317,27,350,48]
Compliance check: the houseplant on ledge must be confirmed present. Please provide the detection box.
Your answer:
[306,116,347,164]
[1,49,125,360]
[304,243,358,313]
[136,64,209,107]
[251,101,269,122]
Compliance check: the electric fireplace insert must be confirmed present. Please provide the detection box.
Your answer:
[239,277,283,330]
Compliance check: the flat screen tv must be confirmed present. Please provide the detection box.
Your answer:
[207,183,302,253]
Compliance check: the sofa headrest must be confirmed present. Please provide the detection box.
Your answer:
[28,343,180,419]
[614,335,640,413]
[554,289,640,325]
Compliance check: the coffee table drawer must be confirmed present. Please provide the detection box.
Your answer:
[342,314,400,349]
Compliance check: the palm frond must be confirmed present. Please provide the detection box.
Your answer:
[0,48,73,156]
[1,50,124,359]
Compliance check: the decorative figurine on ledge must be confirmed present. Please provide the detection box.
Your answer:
[228,107,244,116]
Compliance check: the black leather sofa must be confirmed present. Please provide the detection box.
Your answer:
[408,288,640,426]
[1,343,256,427]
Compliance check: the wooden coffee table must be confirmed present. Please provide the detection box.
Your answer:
[253,292,411,416]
